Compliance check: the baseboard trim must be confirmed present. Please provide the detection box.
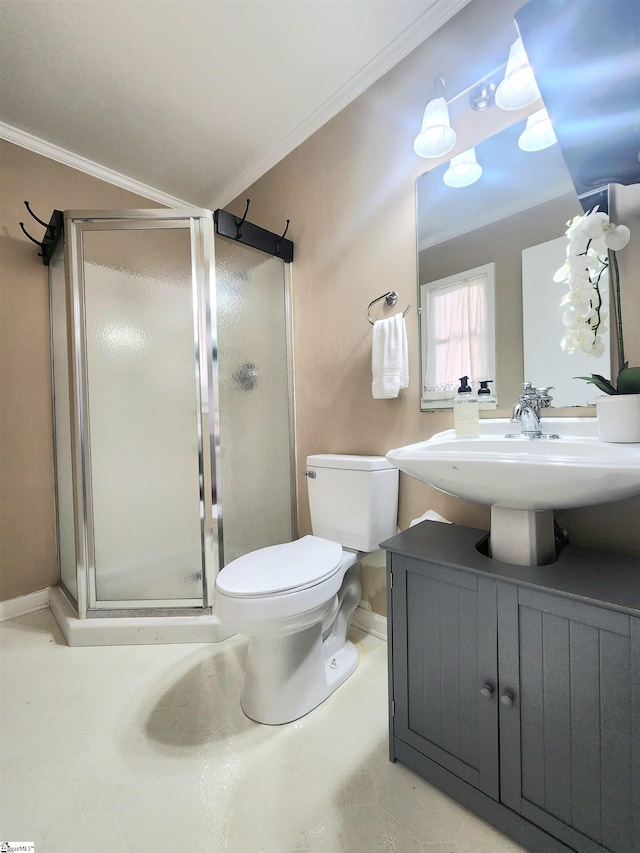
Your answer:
[2,589,387,644]
[0,587,51,622]
[351,604,387,641]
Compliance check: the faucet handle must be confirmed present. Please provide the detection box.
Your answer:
[535,386,554,408]
[519,381,538,406]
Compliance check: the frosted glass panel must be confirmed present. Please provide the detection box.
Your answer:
[216,240,293,564]
[50,242,77,601]
[82,228,203,602]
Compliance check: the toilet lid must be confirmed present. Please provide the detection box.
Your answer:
[216,535,343,597]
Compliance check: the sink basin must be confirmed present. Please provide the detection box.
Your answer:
[386,418,640,511]
[386,418,640,566]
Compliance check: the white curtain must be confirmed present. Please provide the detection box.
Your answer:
[423,272,489,403]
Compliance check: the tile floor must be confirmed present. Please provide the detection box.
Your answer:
[0,609,526,852]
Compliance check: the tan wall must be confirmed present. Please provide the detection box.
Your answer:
[0,140,162,601]
[2,0,639,611]
[230,0,640,612]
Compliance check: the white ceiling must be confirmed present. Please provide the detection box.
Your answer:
[0,0,468,209]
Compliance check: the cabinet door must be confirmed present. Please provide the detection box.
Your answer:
[499,584,640,853]
[391,555,499,799]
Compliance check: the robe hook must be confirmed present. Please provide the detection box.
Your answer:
[236,198,250,239]
[275,219,290,255]
[23,200,48,228]
[19,221,44,251]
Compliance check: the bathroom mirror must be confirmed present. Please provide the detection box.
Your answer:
[417,117,611,411]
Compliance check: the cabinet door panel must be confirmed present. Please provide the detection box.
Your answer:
[500,585,636,853]
[393,556,499,799]
[599,628,633,850]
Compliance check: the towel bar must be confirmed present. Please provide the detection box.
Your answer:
[367,291,412,325]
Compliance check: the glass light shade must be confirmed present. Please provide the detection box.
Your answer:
[495,37,541,111]
[414,96,457,158]
[518,108,558,151]
[443,148,482,188]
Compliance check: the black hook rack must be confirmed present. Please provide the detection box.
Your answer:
[19,201,64,265]
[214,201,293,263]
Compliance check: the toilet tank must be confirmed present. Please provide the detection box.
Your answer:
[306,454,399,552]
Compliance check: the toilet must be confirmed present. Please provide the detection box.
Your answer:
[214,454,399,725]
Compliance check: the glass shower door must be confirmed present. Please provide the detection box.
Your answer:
[64,211,217,612]
[215,239,295,564]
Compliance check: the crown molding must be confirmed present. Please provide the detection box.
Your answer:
[211,0,472,208]
[0,121,190,209]
[417,182,573,253]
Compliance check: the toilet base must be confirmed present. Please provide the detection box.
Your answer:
[240,624,359,725]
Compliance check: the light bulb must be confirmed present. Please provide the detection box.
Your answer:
[495,37,541,111]
[443,148,482,188]
[414,97,457,158]
[518,108,557,151]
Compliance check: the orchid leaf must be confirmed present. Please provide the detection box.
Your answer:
[574,374,618,395]
[616,366,640,394]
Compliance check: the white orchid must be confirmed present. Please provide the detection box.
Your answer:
[555,206,639,395]
[580,210,630,252]
[555,206,623,360]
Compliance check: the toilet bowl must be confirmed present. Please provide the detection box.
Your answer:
[214,454,398,725]
[216,536,361,724]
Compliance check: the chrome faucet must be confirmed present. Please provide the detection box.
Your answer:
[507,382,559,439]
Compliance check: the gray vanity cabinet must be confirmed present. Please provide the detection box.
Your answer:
[383,522,640,853]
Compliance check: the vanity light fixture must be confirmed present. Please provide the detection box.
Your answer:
[495,36,541,111]
[443,148,482,188]
[518,107,557,151]
[414,76,457,159]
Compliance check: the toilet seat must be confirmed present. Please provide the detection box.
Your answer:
[216,535,343,598]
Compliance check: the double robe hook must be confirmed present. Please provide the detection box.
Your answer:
[18,201,64,265]
[19,200,49,257]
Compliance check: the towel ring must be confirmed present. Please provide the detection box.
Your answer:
[367,290,412,325]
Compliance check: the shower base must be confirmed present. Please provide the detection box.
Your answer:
[49,586,234,647]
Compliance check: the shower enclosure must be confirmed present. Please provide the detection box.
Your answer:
[49,208,294,634]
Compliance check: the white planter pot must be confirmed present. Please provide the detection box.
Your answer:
[595,394,640,443]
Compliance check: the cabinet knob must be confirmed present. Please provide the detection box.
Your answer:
[480,684,494,699]
[500,691,515,707]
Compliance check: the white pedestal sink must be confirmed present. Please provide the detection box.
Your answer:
[386,418,640,566]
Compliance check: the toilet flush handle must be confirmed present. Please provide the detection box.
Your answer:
[304,471,316,478]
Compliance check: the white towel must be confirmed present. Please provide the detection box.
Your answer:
[371,313,409,399]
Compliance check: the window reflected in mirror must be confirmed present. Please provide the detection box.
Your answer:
[421,263,495,410]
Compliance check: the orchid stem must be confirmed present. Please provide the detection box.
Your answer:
[611,250,625,372]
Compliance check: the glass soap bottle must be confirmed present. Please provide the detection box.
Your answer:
[453,376,480,437]
[478,380,497,410]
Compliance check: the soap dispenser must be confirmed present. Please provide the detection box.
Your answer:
[453,376,480,437]
[478,380,497,410]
